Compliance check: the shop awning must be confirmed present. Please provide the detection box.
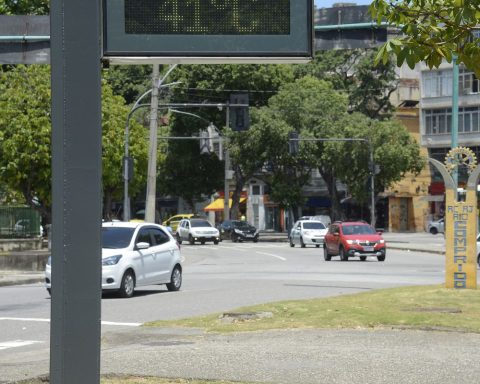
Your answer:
[204,197,246,212]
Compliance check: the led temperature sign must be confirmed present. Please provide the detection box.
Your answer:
[103,0,313,63]
[125,0,290,35]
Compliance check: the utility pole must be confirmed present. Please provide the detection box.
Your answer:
[224,104,230,221]
[145,64,160,223]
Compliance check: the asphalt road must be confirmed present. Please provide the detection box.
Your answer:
[1,241,475,383]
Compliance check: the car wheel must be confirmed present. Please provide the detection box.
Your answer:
[289,238,295,247]
[213,239,219,245]
[232,234,238,243]
[360,256,367,261]
[253,237,258,243]
[323,246,331,261]
[166,265,182,291]
[300,237,306,248]
[339,246,348,261]
[176,233,182,245]
[377,254,386,262]
[189,235,195,245]
[315,244,320,248]
[429,227,438,235]
[118,270,135,298]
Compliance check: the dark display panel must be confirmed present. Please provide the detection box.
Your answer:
[125,0,290,35]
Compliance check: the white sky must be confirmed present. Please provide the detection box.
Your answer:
[315,0,372,8]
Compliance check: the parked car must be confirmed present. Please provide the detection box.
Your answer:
[289,220,328,248]
[162,213,194,233]
[324,221,386,262]
[427,218,444,235]
[176,218,220,245]
[218,220,259,242]
[45,221,183,298]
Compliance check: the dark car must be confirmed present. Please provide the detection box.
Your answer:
[218,220,259,242]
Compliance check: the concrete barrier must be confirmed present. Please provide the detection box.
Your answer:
[0,238,43,252]
[0,250,49,271]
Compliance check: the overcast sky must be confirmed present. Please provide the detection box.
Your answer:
[315,0,372,8]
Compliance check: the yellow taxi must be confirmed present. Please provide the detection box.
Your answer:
[162,214,194,232]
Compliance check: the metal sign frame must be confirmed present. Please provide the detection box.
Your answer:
[102,0,313,63]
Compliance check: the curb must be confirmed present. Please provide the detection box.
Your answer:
[0,276,44,287]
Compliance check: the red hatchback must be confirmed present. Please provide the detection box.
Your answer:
[324,221,386,262]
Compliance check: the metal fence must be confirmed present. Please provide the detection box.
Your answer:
[0,206,42,238]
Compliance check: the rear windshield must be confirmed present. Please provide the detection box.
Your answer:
[191,220,212,228]
[102,227,135,249]
[303,222,326,229]
[342,225,376,235]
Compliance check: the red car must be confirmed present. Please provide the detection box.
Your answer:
[323,221,386,262]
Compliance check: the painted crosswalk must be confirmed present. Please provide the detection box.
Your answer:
[0,340,41,350]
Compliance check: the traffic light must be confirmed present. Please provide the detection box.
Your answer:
[229,93,250,131]
[199,130,210,154]
[288,131,299,155]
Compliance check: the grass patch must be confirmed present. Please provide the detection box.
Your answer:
[17,375,253,384]
[145,285,480,333]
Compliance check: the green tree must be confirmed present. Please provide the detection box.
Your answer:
[162,64,294,217]
[370,0,480,75]
[0,65,148,223]
[294,49,398,119]
[265,76,425,222]
[0,0,49,14]
[104,65,155,105]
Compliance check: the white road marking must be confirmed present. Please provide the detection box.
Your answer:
[0,317,141,327]
[255,251,287,261]
[0,340,41,350]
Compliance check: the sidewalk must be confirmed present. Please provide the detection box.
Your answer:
[0,232,445,288]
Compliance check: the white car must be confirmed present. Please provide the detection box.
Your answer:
[427,218,444,235]
[176,218,220,245]
[289,220,328,248]
[45,222,183,298]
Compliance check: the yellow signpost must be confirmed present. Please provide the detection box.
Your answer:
[429,147,478,289]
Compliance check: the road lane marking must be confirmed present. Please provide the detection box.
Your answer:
[0,317,141,327]
[0,340,41,350]
[255,251,286,261]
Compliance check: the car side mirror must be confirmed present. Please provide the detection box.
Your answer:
[136,242,150,250]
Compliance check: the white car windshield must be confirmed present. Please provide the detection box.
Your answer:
[303,222,325,230]
[191,220,212,228]
[102,227,135,249]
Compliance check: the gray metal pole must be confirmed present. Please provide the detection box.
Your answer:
[50,0,102,382]
[145,64,160,223]
[123,118,131,221]
[369,141,376,228]
[224,104,230,221]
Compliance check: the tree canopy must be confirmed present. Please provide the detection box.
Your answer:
[0,65,148,222]
[370,0,480,75]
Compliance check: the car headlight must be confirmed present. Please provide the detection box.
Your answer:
[47,256,51,266]
[379,239,385,244]
[234,229,243,234]
[102,255,122,266]
[346,240,354,244]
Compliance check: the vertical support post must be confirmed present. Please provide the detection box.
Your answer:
[123,117,131,221]
[145,64,160,223]
[452,56,459,190]
[369,140,375,228]
[50,0,102,382]
[224,104,230,221]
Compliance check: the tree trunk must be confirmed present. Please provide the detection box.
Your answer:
[230,166,245,220]
[319,168,343,222]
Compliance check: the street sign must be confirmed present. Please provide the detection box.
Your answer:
[103,0,313,63]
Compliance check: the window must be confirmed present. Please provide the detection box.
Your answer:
[425,107,480,135]
[422,70,452,98]
[150,228,170,245]
[136,229,151,245]
[252,185,261,195]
